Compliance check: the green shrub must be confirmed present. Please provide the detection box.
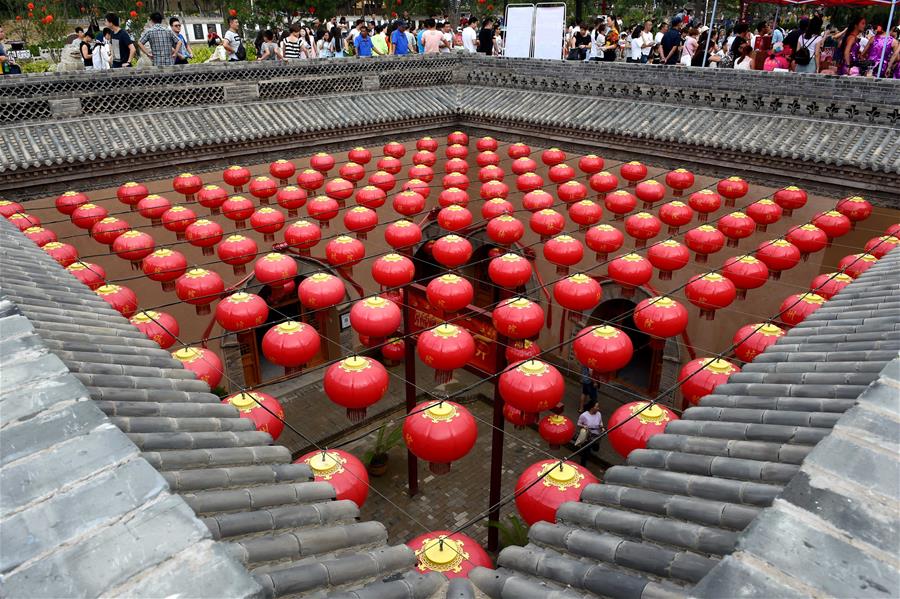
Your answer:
[188,44,256,64]
[20,60,52,73]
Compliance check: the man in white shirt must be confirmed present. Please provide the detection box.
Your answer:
[640,20,654,62]
[462,17,478,52]
[223,16,242,61]
[440,21,454,52]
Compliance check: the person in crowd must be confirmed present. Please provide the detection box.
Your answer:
[652,21,668,63]
[80,30,94,69]
[371,25,389,56]
[223,15,243,61]
[257,30,282,60]
[603,15,619,61]
[734,39,754,69]
[391,20,410,55]
[819,23,841,72]
[751,20,770,52]
[440,21,454,52]
[462,17,478,53]
[579,366,596,414]
[864,23,894,77]
[681,27,699,65]
[783,17,807,56]
[317,30,335,57]
[478,17,495,55]
[577,400,605,466]
[92,28,112,70]
[138,12,181,67]
[772,19,785,46]
[169,17,192,64]
[330,22,344,57]
[692,28,721,67]
[793,16,823,74]
[105,13,136,67]
[627,24,645,63]
[281,25,309,60]
[639,20,654,63]
[763,43,789,70]
[835,14,866,75]
[493,25,504,56]
[421,19,443,54]
[586,18,603,61]
[887,33,900,78]
[729,21,751,58]
[354,23,382,57]
[661,16,683,65]
[568,22,591,61]
[301,27,318,58]
[416,22,427,53]
[206,36,227,62]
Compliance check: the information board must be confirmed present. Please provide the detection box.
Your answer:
[504,5,535,58]
[533,4,566,60]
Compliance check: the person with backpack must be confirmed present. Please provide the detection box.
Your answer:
[223,15,245,61]
[793,16,823,74]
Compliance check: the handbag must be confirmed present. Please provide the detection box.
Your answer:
[574,427,589,446]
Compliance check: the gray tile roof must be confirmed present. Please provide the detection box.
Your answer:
[470,247,900,599]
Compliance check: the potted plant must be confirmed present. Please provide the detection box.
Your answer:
[486,514,530,549]
[362,423,403,477]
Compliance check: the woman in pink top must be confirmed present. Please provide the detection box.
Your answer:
[421,18,444,54]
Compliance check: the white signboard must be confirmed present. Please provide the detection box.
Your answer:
[533,4,565,60]
[504,5,535,58]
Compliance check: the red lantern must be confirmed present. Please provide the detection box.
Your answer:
[42,242,78,267]
[773,186,807,216]
[283,220,321,255]
[248,207,285,242]
[326,236,365,274]
[838,253,878,279]
[254,252,298,289]
[90,217,130,246]
[348,146,372,165]
[298,168,326,191]
[685,273,736,319]
[372,253,415,288]
[142,249,187,292]
[384,141,406,159]
[407,531,491,579]
[656,201,693,234]
[488,253,532,288]
[296,450,369,508]
[409,164,434,183]
[493,297,544,340]
[443,172,470,190]
[309,152,335,173]
[480,180,509,201]
[685,225,725,263]
[404,400,477,475]
[518,190,551,213]
[786,224,828,260]
[66,261,106,290]
[382,338,406,362]
[756,239,801,280]
[499,359,564,417]
[339,162,366,184]
[441,158,468,176]
[530,209,565,241]
[835,195,872,227]
[716,176,749,207]
[446,143,468,160]
[427,274,474,313]
[343,206,378,240]
[438,205,473,231]
[625,212,661,248]
[276,186,307,218]
[175,268,224,315]
[811,272,853,299]
[574,325,633,379]
[812,211,852,245]
[635,180,666,209]
[6,213,37,232]
[620,161,647,186]
[487,215,525,245]
[665,168,695,196]
[515,459,598,525]
[432,235,473,268]
[476,136,498,152]
[548,163,575,184]
[608,253,653,297]
[634,296,688,340]
[172,173,202,201]
[589,171,619,201]
[298,272,345,309]
[222,392,284,440]
[541,148,566,166]
[438,188,468,209]
[647,240,689,280]
[402,178,430,199]
[417,324,475,383]
[604,190,637,220]
[197,185,228,215]
[745,199,782,232]
[350,296,401,343]
[23,226,56,247]
[717,212,755,247]
[71,203,108,230]
[56,190,89,215]
[112,230,155,269]
[478,164,504,182]
[563,200,600,232]
[688,190,722,222]
[269,159,296,184]
[508,142,531,159]
[780,293,826,327]
[481,198,514,220]
[578,154,604,174]
[352,187,385,211]
[585,224,624,261]
[553,274,602,313]
[538,414,576,449]
[95,284,138,317]
[115,184,148,211]
[221,195,254,229]
[172,347,222,389]
[447,131,469,146]
[0,200,23,218]
[512,157,538,176]
[543,234,584,275]
[679,358,740,406]
[733,323,785,362]
[384,220,422,251]
[247,176,277,205]
[393,190,426,217]
[608,402,679,458]
[865,235,900,258]
[409,152,436,170]
[504,403,536,428]
[325,178,355,205]
[506,339,541,363]
[557,181,588,205]
[130,310,179,349]
[215,292,269,332]
[217,234,258,276]
[417,137,439,152]
[223,165,251,192]
[307,195,340,228]
[722,255,769,300]
[161,206,197,240]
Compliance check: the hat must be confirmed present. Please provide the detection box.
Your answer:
[699,25,709,34]
[395,19,406,28]
[671,16,683,26]
[773,43,784,53]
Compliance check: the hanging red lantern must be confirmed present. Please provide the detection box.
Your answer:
[620,161,647,186]
[298,272,345,309]
[296,450,369,509]
[608,253,653,297]
[646,240,689,280]
[246,176,277,205]
[354,186,387,210]
[811,210,852,246]
[172,347,223,389]
[786,224,828,260]
[578,154,604,175]
[23,226,56,247]
[223,165,251,192]
[249,207,285,242]
[343,206,378,240]
[417,324,475,383]
[574,325,634,379]
[515,459,598,525]
[865,235,900,258]
[657,201,693,234]
[447,131,469,146]
[586,224,624,261]
[161,206,197,240]
[604,190,637,220]
[811,272,853,299]
[298,168,326,192]
[733,323,785,362]
[325,178,355,206]
[589,171,619,202]
[0,200,23,218]
[90,216,130,246]
[417,137,439,152]
[515,172,543,193]
[268,159,296,184]
[835,195,872,227]
[71,203,109,230]
[194,185,227,216]
[745,199,782,232]
[688,190,722,222]
[384,220,422,251]
[42,242,78,267]
[664,168,694,196]
[7,213,39,231]
[487,215,525,245]
[679,358,740,406]
[410,151,437,169]
[548,163,575,184]
[625,212,661,248]
[371,253,415,289]
[217,234,258,276]
[443,172,470,190]
[506,340,541,363]
[55,190,89,215]
[438,205,473,231]
[309,153,335,173]
[382,338,406,362]
[377,157,404,177]
[476,136,498,152]
[325,236,365,275]
[175,268,224,315]
[512,156,538,176]
[446,144,468,160]
[170,173,201,202]
[493,297,544,340]
[635,180,666,209]
[520,190,551,213]
[221,195,254,229]
[480,180,510,201]
[608,402,679,458]
[276,186,308,218]
[838,253,878,279]
[254,252,297,289]
[403,400,477,475]
[409,164,435,183]
[142,249,187,292]
[95,284,138,317]
[780,293,826,327]
[716,176,749,207]
[481,198,514,220]
[426,274,474,313]
[112,230,155,269]
[383,141,406,159]
[543,234,584,275]
[215,292,269,332]
[347,146,372,165]
[504,403,536,428]
[283,219,321,255]
[541,148,566,166]
[717,212,755,247]
[756,239,801,280]
[530,209,565,241]
[67,261,106,290]
[773,186,807,216]
[488,253,532,288]
[393,190,426,217]
[477,151,501,168]
[407,530,491,579]
[438,188,468,208]
[338,162,366,184]
[402,179,430,200]
[135,195,172,228]
[553,274,602,313]
[432,235,473,268]
[307,195,340,228]
[558,181,589,204]
[508,142,531,158]
[685,225,725,263]
[130,310,179,349]
[634,296,689,340]
[685,272,736,319]
[223,392,284,440]
[350,296,401,342]
[538,414,576,449]
[722,255,769,300]
[499,359,564,418]
[115,184,148,211]
[566,200,602,231]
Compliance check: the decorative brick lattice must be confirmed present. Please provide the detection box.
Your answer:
[81,87,226,115]
[0,100,53,124]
